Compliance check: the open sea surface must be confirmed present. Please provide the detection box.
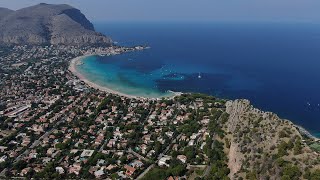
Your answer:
[77,22,320,136]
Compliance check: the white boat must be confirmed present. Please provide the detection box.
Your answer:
[198,72,202,79]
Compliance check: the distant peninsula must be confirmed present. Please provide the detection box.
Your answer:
[0,3,112,46]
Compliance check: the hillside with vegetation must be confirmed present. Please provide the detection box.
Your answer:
[140,94,320,180]
[224,99,320,179]
[0,45,320,179]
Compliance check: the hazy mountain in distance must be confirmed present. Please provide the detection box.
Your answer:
[0,7,14,20]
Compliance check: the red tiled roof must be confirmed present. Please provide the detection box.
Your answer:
[124,165,136,176]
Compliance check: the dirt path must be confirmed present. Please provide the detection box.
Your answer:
[228,142,242,179]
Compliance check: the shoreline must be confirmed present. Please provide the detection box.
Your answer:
[68,54,179,100]
[69,54,319,140]
[294,124,320,141]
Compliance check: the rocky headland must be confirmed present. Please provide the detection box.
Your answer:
[0,3,112,46]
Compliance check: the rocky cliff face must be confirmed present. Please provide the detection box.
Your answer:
[0,3,112,46]
[224,99,319,179]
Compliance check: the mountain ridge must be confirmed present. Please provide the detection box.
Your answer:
[0,3,112,46]
[0,7,13,20]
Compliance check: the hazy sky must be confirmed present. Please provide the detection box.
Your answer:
[1,0,320,23]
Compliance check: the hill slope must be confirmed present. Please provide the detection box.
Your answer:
[225,99,320,179]
[0,3,112,46]
[0,8,13,20]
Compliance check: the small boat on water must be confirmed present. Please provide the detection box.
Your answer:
[198,72,202,79]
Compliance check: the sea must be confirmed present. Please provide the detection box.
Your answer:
[76,22,320,137]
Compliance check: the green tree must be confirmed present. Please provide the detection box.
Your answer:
[282,164,301,180]
[293,139,302,155]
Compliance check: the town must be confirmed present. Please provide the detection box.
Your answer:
[2,1,320,179]
[0,45,230,179]
[1,45,320,180]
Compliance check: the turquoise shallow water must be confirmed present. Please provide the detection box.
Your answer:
[76,55,175,98]
[77,22,320,137]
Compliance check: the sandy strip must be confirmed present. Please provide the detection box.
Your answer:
[68,54,141,99]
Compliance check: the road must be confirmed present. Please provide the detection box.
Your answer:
[128,148,150,162]
[158,133,182,160]
[135,164,155,180]
[0,168,6,177]
[0,118,66,177]
[98,138,109,152]
[193,102,198,113]
[134,104,182,179]
[14,118,65,163]
[201,165,211,178]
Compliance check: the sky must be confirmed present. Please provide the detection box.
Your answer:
[1,0,320,23]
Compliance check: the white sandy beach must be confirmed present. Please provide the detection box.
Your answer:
[69,55,141,99]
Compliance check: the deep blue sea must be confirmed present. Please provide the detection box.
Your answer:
[79,22,320,136]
